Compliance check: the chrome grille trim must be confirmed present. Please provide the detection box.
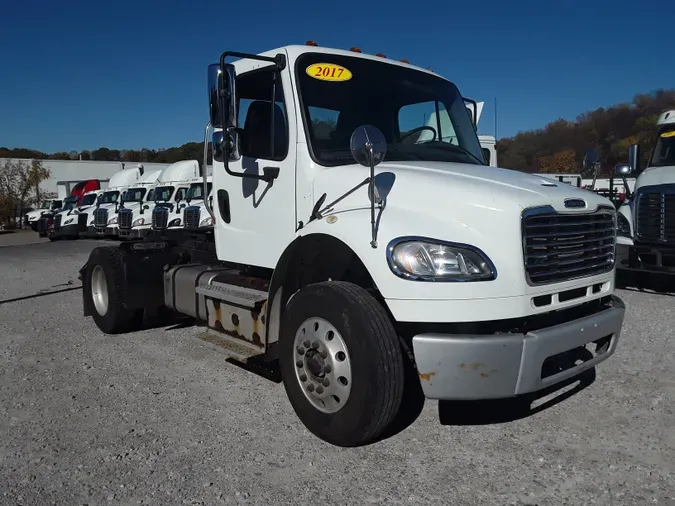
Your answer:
[521,205,616,286]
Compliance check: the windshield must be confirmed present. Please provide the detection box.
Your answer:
[99,191,119,204]
[62,196,78,209]
[123,188,147,203]
[81,194,97,206]
[186,182,212,200]
[295,53,484,167]
[154,186,175,202]
[649,127,675,168]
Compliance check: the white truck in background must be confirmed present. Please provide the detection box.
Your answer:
[82,166,144,239]
[122,160,198,238]
[612,110,675,290]
[179,175,214,231]
[116,169,163,240]
[80,43,626,447]
[52,189,105,240]
[25,199,63,231]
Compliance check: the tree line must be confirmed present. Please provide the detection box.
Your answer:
[2,89,675,176]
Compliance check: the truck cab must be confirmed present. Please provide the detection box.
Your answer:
[52,189,104,240]
[180,176,214,231]
[614,110,675,288]
[80,43,626,448]
[116,169,163,239]
[81,166,143,239]
[25,199,63,231]
[132,160,198,236]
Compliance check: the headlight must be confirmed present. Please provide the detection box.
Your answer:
[108,217,118,225]
[199,217,214,227]
[64,218,74,225]
[617,213,631,237]
[132,218,145,227]
[168,218,181,227]
[387,238,496,281]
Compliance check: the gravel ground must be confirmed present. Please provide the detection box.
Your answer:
[0,239,674,506]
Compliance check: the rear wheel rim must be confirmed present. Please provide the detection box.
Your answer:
[91,265,109,316]
[293,317,353,414]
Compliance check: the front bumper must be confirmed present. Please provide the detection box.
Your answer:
[411,295,625,400]
[616,241,675,278]
[118,227,151,239]
[53,223,80,238]
[94,226,119,237]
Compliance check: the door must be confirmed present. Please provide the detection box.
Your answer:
[213,50,297,269]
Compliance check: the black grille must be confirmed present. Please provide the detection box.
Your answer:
[635,187,675,244]
[94,208,108,227]
[184,206,201,229]
[522,207,616,285]
[53,214,63,230]
[118,209,133,229]
[152,207,169,229]
[78,213,88,229]
[37,215,51,233]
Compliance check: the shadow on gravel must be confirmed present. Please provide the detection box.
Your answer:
[438,366,596,426]
[0,284,81,305]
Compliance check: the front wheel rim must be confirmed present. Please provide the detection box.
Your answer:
[91,265,109,316]
[293,317,353,414]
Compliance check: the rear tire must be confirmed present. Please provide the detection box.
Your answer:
[279,281,405,447]
[82,246,143,334]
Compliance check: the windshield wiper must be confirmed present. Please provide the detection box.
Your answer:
[415,141,486,165]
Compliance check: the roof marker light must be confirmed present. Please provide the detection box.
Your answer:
[375,53,386,58]
[349,47,362,53]
[306,40,318,46]
[399,59,410,64]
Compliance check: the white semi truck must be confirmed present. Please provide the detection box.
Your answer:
[179,175,214,231]
[79,44,626,447]
[82,166,143,239]
[613,110,675,289]
[120,160,198,238]
[52,189,104,240]
[116,169,163,240]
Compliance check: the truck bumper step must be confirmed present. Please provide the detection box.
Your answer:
[193,329,264,363]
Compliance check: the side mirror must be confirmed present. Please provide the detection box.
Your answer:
[350,125,387,168]
[581,148,600,178]
[207,64,222,129]
[628,143,639,174]
[613,163,632,176]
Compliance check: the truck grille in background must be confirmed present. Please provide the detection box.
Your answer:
[152,207,169,229]
[635,188,675,244]
[184,206,201,229]
[522,207,616,285]
[94,208,108,227]
[37,215,50,233]
[118,209,133,229]
[53,214,62,230]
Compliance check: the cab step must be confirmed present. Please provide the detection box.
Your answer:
[193,328,264,363]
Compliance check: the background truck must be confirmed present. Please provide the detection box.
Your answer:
[121,160,198,239]
[83,166,144,239]
[613,110,675,290]
[79,43,626,447]
[51,189,105,240]
[25,199,63,231]
[116,169,163,239]
[37,179,103,238]
[180,175,214,231]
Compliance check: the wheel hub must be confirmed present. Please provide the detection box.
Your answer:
[293,317,352,414]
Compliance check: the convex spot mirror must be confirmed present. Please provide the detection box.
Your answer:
[582,148,600,178]
[350,125,387,168]
[613,163,632,176]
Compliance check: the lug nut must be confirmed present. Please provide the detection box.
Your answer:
[312,340,320,348]
[299,374,307,382]
[307,384,315,392]
[303,340,311,348]
[324,365,331,373]
[296,347,305,355]
[319,350,328,359]
[322,379,330,387]
[296,360,303,368]
[316,385,324,394]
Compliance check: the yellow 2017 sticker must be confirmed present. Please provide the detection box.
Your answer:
[660,130,675,138]
[306,63,352,82]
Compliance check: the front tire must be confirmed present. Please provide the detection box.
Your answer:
[279,281,405,447]
[82,246,143,334]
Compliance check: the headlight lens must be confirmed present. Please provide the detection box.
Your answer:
[387,239,496,281]
[108,216,118,225]
[168,218,181,227]
[64,218,74,225]
[132,218,145,227]
[617,212,631,237]
[199,217,213,227]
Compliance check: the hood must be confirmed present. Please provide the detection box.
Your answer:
[634,165,675,191]
[313,161,614,216]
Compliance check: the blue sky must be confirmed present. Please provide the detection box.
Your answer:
[1,0,673,153]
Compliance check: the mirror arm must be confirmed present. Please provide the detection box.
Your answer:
[313,177,371,220]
